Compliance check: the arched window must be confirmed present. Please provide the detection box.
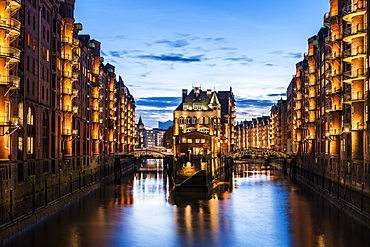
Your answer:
[179,117,184,124]
[199,117,204,124]
[192,117,197,124]
[186,117,192,124]
[204,117,210,124]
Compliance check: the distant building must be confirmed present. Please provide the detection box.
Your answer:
[158,120,173,130]
[137,117,166,149]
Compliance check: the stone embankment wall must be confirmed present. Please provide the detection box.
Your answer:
[0,157,134,240]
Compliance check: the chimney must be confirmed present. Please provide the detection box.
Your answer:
[207,89,212,98]
[182,89,188,102]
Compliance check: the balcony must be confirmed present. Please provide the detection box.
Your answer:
[327,129,342,136]
[344,91,367,103]
[0,46,20,65]
[325,86,341,96]
[0,75,19,88]
[343,68,366,83]
[4,0,21,16]
[62,129,79,136]
[306,135,316,140]
[325,69,341,79]
[326,104,342,112]
[0,115,20,126]
[325,33,341,45]
[343,0,367,22]
[306,117,316,123]
[343,45,366,62]
[343,23,367,43]
[0,17,21,42]
[62,36,74,45]
[352,122,366,131]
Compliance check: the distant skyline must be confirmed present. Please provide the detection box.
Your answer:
[75,0,330,127]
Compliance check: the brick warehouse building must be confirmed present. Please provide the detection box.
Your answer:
[235,0,370,218]
[0,0,136,227]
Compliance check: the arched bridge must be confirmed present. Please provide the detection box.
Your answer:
[116,149,173,159]
[227,148,290,160]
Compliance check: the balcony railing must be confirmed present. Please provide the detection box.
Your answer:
[0,115,20,126]
[343,68,366,82]
[327,129,342,136]
[325,33,341,44]
[326,104,342,112]
[62,129,79,136]
[343,23,367,39]
[344,91,367,102]
[343,0,367,21]
[5,0,21,16]
[0,75,20,88]
[325,86,341,95]
[0,17,21,39]
[352,122,366,131]
[0,46,20,63]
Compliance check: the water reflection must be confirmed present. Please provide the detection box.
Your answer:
[2,161,370,247]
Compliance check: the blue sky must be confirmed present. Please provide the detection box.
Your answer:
[75,0,330,128]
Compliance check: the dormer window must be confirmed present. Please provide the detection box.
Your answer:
[183,104,188,110]
[193,104,202,110]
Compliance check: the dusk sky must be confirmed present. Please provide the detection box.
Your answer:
[75,0,330,128]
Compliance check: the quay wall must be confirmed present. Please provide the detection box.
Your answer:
[0,156,134,240]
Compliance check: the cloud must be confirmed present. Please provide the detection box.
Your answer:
[267,93,286,97]
[270,50,303,59]
[270,51,284,55]
[236,98,275,108]
[109,51,127,58]
[136,97,182,108]
[153,39,190,48]
[265,63,274,66]
[285,52,302,59]
[101,50,108,56]
[205,37,226,43]
[112,35,125,39]
[137,53,203,63]
[224,56,253,62]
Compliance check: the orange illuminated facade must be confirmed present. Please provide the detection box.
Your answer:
[0,0,136,226]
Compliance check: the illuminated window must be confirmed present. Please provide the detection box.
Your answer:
[199,128,209,134]
[195,139,200,143]
[188,139,192,143]
[186,117,191,124]
[27,107,34,125]
[204,117,210,124]
[201,139,205,143]
[27,137,34,154]
[27,33,31,46]
[193,104,202,110]
[192,117,197,124]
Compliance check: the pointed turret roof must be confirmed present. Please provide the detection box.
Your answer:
[138,116,144,126]
[209,91,220,106]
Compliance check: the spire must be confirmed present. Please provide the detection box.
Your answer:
[138,116,144,126]
[209,91,220,106]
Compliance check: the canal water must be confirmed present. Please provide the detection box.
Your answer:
[2,161,370,247]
